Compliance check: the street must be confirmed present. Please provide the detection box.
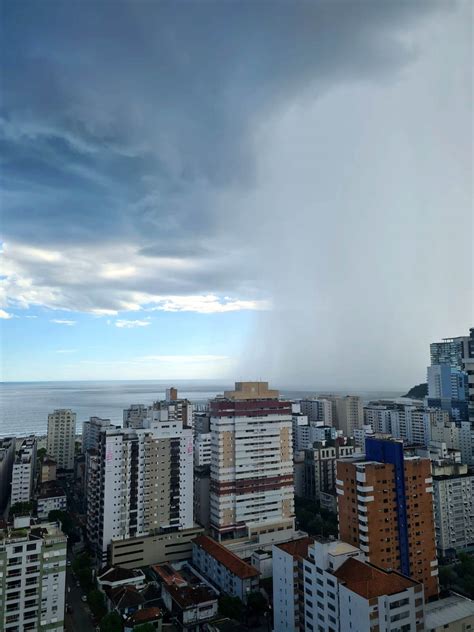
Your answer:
[64,553,95,632]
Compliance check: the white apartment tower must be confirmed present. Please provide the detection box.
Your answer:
[47,409,76,470]
[11,436,37,505]
[209,382,294,541]
[87,420,194,563]
[0,516,67,632]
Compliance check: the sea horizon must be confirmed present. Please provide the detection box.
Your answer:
[0,379,408,438]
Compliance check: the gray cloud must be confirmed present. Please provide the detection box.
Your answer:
[1,0,471,387]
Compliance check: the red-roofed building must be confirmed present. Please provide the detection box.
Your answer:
[281,537,426,632]
[192,535,259,602]
[124,606,162,632]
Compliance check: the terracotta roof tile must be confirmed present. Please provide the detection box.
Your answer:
[193,535,259,580]
[333,558,420,599]
[275,537,314,560]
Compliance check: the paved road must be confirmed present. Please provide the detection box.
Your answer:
[64,555,95,632]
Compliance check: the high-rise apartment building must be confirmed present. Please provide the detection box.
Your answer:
[336,436,438,599]
[0,516,67,632]
[300,398,333,425]
[87,419,194,563]
[431,461,474,558]
[46,409,76,470]
[430,336,470,369]
[364,403,449,448]
[194,432,211,467]
[303,439,354,504]
[82,416,113,453]
[209,382,294,541]
[430,417,474,466]
[0,437,15,510]
[11,436,37,505]
[335,395,364,436]
[123,404,149,429]
[427,364,469,421]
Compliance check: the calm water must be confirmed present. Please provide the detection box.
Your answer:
[0,381,403,437]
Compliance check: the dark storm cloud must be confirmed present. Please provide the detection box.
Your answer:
[2,0,442,247]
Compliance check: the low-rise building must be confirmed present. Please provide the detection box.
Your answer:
[154,561,219,631]
[37,483,67,519]
[97,565,146,593]
[425,593,474,631]
[0,516,67,632]
[192,535,259,602]
[109,525,204,569]
[162,584,218,631]
[124,607,163,632]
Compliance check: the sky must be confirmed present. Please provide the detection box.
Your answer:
[1,1,472,388]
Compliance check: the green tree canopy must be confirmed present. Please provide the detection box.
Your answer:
[100,611,123,632]
[218,595,244,621]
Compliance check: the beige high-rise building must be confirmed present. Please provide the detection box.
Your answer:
[210,382,294,541]
[335,395,363,436]
[47,409,76,470]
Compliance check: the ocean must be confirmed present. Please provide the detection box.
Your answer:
[0,380,404,437]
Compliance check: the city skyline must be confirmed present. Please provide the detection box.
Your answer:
[1,1,472,389]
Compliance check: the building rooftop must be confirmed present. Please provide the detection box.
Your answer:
[164,583,217,610]
[333,558,419,599]
[37,482,66,499]
[152,563,187,587]
[425,593,474,629]
[98,565,145,584]
[276,537,314,561]
[194,535,260,579]
[107,585,144,610]
[125,607,162,626]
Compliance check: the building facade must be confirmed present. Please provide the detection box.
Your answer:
[0,517,67,632]
[432,462,474,557]
[192,535,259,602]
[304,440,354,504]
[82,416,113,453]
[336,436,438,599]
[46,409,76,470]
[11,436,37,505]
[272,537,314,631]
[209,382,294,541]
[87,421,194,563]
[0,437,15,510]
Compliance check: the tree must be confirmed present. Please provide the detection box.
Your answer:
[10,501,33,516]
[87,589,106,619]
[134,624,156,632]
[37,447,47,461]
[247,591,267,622]
[100,612,123,632]
[218,595,244,621]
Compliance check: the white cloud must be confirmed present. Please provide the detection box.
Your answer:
[0,241,265,315]
[0,309,13,319]
[51,319,76,326]
[147,295,270,313]
[115,319,151,328]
